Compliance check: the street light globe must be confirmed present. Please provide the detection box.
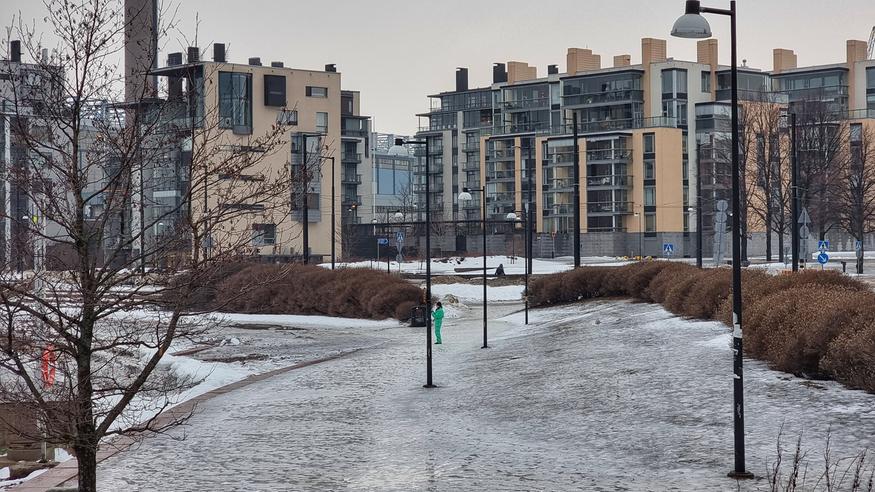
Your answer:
[687,207,695,212]
[671,12,712,39]
[393,211,404,220]
[506,212,518,221]
[371,218,378,224]
[458,190,473,202]
[388,138,408,156]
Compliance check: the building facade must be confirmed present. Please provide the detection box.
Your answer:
[414,37,875,258]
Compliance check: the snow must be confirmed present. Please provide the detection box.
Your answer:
[431,283,524,302]
[98,299,875,490]
[322,255,576,275]
[0,467,48,489]
[201,312,400,329]
[0,469,8,480]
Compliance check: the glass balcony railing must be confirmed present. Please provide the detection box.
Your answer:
[586,149,632,161]
[342,153,361,163]
[501,97,550,110]
[341,174,362,184]
[587,201,632,214]
[562,89,644,106]
[586,175,631,188]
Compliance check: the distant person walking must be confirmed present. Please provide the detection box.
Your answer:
[433,302,444,344]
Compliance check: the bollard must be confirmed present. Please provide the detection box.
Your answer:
[841,261,847,273]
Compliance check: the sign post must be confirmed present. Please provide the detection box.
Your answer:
[799,209,811,268]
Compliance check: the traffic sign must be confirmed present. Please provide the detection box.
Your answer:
[856,240,863,251]
[663,243,674,256]
[799,209,811,225]
[799,224,810,240]
[817,251,829,265]
[396,231,405,244]
[716,199,729,212]
[377,237,389,245]
[818,240,829,252]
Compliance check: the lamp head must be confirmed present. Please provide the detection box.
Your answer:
[458,189,473,202]
[506,212,519,221]
[671,1,712,39]
[388,138,409,156]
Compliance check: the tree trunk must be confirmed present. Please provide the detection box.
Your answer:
[765,206,772,262]
[777,225,785,263]
[75,442,98,492]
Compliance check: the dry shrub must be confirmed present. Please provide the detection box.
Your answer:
[615,261,671,298]
[207,264,421,320]
[643,263,699,304]
[678,268,731,320]
[745,287,874,377]
[821,312,875,392]
[714,269,773,326]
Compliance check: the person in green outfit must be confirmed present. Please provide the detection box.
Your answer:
[432,302,444,344]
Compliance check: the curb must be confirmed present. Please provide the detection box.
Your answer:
[8,347,368,491]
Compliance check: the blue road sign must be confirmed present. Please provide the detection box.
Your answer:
[377,238,389,245]
[856,240,863,251]
[663,243,674,255]
[817,251,829,265]
[818,240,829,252]
[396,231,405,244]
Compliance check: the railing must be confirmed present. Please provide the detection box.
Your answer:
[586,174,631,188]
[551,116,678,135]
[490,192,516,203]
[586,149,632,161]
[342,128,368,138]
[486,149,516,160]
[342,174,362,184]
[548,178,575,190]
[587,201,632,213]
[501,97,550,110]
[342,153,362,163]
[492,123,550,134]
[464,162,482,172]
[463,143,481,152]
[491,170,516,180]
[418,124,456,132]
[548,204,575,215]
[562,89,644,106]
[341,195,362,206]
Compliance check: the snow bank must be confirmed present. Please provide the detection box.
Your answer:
[431,283,523,302]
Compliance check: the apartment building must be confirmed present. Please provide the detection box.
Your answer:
[340,90,370,226]
[414,37,875,258]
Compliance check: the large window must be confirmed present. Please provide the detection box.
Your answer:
[263,75,286,107]
[218,72,252,133]
[644,186,656,206]
[251,223,276,246]
[307,86,328,98]
[643,133,655,154]
[701,71,711,93]
[316,112,328,133]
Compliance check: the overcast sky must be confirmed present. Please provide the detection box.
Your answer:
[4,0,875,135]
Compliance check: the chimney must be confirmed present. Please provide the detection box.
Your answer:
[507,61,537,84]
[492,63,507,84]
[325,64,337,72]
[10,40,21,63]
[641,38,667,66]
[271,61,284,68]
[696,39,718,66]
[772,48,797,74]
[187,46,199,64]
[124,0,159,101]
[567,48,601,74]
[847,39,868,65]
[167,52,183,66]
[547,64,559,75]
[455,67,469,92]
[213,43,226,63]
[613,55,631,68]
[248,57,261,66]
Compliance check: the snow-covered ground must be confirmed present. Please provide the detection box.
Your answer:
[431,283,524,302]
[322,255,629,275]
[97,300,875,491]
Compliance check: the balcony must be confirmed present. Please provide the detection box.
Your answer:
[490,192,516,203]
[501,97,549,110]
[486,149,516,161]
[548,177,575,191]
[342,174,362,185]
[586,149,632,162]
[562,89,644,107]
[551,116,678,135]
[463,143,481,152]
[341,195,363,206]
[342,152,362,163]
[587,201,632,214]
[491,122,550,135]
[464,162,482,172]
[586,174,631,188]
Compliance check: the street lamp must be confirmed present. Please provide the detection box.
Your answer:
[326,156,336,270]
[688,206,702,268]
[673,0,753,479]
[507,212,529,325]
[390,138,436,388]
[458,184,489,349]
[387,209,403,273]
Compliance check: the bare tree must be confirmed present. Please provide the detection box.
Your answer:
[836,123,875,274]
[0,1,297,490]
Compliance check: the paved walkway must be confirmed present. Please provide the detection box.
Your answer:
[90,300,875,491]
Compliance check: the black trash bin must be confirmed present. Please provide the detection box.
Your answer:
[410,305,428,327]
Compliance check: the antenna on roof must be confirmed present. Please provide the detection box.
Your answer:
[868,26,875,59]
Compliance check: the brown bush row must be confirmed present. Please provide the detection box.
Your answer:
[179,263,423,321]
[529,262,875,393]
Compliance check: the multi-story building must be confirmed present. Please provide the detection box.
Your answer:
[340,90,370,226]
[370,133,416,222]
[414,37,875,258]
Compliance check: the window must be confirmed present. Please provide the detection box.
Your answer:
[251,223,276,246]
[644,158,655,180]
[851,123,863,143]
[218,72,252,133]
[277,109,298,126]
[644,186,656,206]
[316,112,328,133]
[307,86,328,98]
[643,133,655,154]
[701,71,711,93]
[645,213,656,232]
[263,75,286,107]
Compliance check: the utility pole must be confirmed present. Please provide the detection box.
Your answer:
[572,118,581,268]
[302,135,309,264]
[790,112,799,272]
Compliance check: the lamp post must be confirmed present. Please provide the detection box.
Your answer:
[327,156,336,270]
[788,112,800,272]
[673,0,753,479]
[507,212,529,324]
[390,138,436,388]
[387,209,403,273]
[458,183,489,349]
[299,133,324,265]
[688,206,703,267]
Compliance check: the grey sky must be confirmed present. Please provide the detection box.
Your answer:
[4,0,875,135]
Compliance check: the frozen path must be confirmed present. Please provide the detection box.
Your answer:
[96,301,875,491]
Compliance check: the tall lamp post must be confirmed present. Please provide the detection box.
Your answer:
[327,156,336,269]
[672,0,753,479]
[458,183,489,349]
[390,138,436,388]
[633,210,643,258]
[507,212,529,324]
